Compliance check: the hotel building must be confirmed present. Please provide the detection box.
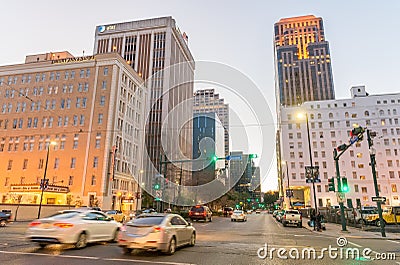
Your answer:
[0,51,148,210]
[278,86,400,209]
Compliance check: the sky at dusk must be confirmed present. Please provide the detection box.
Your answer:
[1,0,399,191]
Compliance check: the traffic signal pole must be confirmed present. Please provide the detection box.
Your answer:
[334,148,347,232]
[367,129,386,237]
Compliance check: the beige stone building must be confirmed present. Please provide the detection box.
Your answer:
[0,51,147,211]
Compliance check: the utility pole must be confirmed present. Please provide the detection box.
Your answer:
[367,129,386,237]
[334,148,347,232]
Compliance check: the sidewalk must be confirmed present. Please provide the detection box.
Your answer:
[302,217,400,240]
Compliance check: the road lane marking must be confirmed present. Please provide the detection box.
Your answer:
[0,250,196,265]
[387,240,400,244]
[347,241,363,248]
[106,256,195,264]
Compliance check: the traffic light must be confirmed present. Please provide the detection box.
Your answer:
[337,143,347,152]
[247,198,251,202]
[153,183,160,190]
[249,154,258,159]
[351,126,365,142]
[341,177,349,193]
[328,177,335,192]
[210,154,218,162]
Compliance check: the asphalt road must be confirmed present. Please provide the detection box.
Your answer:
[0,214,399,265]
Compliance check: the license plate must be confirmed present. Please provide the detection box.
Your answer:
[43,223,52,229]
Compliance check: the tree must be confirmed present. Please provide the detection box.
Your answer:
[264,191,279,206]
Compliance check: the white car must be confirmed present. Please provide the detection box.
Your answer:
[26,209,121,249]
[118,214,196,255]
[231,210,247,222]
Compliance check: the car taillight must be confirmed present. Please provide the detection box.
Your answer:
[283,215,286,219]
[53,222,74,228]
[189,212,193,216]
[152,226,163,233]
[29,221,41,227]
[203,212,207,216]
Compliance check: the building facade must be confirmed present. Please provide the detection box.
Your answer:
[278,86,400,209]
[0,52,148,211]
[192,113,225,186]
[274,15,335,108]
[93,16,195,189]
[193,89,230,159]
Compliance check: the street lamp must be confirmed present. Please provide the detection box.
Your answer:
[37,141,57,219]
[282,161,292,208]
[135,169,144,212]
[297,113,318,216]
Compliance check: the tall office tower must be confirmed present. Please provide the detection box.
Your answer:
[94,17,195,188]
[192,113,225,186]
[274,15,335,108]
[0,52,147,210]
[193,89,229,161]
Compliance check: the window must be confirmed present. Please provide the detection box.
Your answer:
[93,157,99,168]
[73,140,78,149]
[7,160,12,170]
[98,114,103,124]
[104,67,109,76]
[392,184,397,193]
[290,151,295,158]
[68,176,74,185]
[54,158,59,169]
[23,159,28,169]
[91,175,96,186]
[361,187,367,193]
[354,185,359,193]
[102,81,107,89]
[70,158,76,168]
[80,69,85,78]
[95,139,100,148]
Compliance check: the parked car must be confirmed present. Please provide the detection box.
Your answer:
[366,206,400,227]
[189,205,212,222]
[255,209,261,214]
[118,213,195,255]
[231,210,247,222]
[0,210,12,226]
[105,210,127,223]
[281,210,302,228]
[26,209,121,249]
[353,208,378,224]
[275,210,285,222]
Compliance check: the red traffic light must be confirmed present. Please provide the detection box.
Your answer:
[337,143,347,152]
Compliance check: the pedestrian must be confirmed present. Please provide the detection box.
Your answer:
[310,210,316,227]
[316,211,323,232]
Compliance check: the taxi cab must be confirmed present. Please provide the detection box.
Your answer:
[366,206,400,226]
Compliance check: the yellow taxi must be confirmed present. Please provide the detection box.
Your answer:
[366,206,400,226]
[105,210,127,223]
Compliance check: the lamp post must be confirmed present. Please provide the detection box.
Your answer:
[135,170,144,212]
[37,141,56,219]
[283,161,292,208]
[298,113,318,222]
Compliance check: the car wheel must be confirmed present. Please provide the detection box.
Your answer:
[282,221,287,227]
[38,243,48,248]
[189,233,196,247]
[75,232,87,249]
[231,219,233,222]
[0,220,6,227]
[209,216,212,222]
[166,237,176,255]
[298,222,302,228]
[122,247,132,254]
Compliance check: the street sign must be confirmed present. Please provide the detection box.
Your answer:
[286,189,293,198]
[228,155,242,161]
[306,179,313,183]
[155,190,163,199]
[372,196,386,203]
[336,192,346,203]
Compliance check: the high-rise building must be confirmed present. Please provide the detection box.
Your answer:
[94,16,195,189]
[278,86,400,208]
[0,51,148,210]
[192,113,225,186]
[193,89,229,159]
[274,15,335,108]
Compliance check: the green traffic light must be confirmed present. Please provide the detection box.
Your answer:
[341,177,349,193]
[154,183,160,190]
[249,154,258,159]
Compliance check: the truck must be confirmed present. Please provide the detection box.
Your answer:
[281,209,302,228]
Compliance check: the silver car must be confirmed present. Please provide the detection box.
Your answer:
[231,210,247,222]
[26,210,120,249]
[118,213,196,255]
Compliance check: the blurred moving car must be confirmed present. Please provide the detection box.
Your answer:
[0,210,12,226]
[246,210,253,214]
[255,209,261,214]
[118,213,195,255]
[275,210,285,222]
[105,210,126,223]
[189,205,212,222]
[223,207,234,217]
[231,210,247,222]
[26,209,121,249]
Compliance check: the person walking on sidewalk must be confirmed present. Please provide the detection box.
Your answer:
[316,211,323,232]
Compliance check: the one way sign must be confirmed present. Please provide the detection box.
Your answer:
[372,196,386,203]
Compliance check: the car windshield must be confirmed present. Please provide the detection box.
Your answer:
[46,211,80,220]
[233,211,243,214]
[285,210,299,214]
[106,210,117,214]
[129,216,164,226]
[224,207,233,211]
[191,207,204,213]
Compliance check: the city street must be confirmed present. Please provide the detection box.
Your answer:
[0,213,399,265]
